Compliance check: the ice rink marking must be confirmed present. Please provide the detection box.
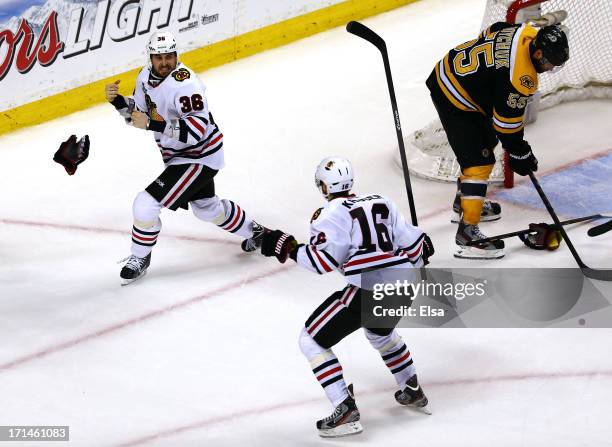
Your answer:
[0,264,294,372]
[116,369,612,447]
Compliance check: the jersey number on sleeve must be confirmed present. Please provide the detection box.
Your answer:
[179,94,204,113]
[350,204,393,254]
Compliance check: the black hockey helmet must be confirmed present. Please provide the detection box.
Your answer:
[531,25,569,67]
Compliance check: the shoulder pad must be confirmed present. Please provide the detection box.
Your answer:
[310,207,323,223]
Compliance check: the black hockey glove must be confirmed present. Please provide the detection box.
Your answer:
[422,234,435,265]
[53,135,90,175]
[111,95,136,125]
[506,141,538,176]
[261,229,298,263]
[518,223,562,250]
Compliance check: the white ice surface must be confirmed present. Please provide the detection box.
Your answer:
[1,0,612,446]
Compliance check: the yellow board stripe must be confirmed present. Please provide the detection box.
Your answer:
[493,109,523,124]
[0,0,419,137]
[442,55,485,115]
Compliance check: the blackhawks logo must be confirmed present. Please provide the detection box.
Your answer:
[144,93,164,122]
[520,75,535,90]
[172,68,191,82]
[310,207,323,223]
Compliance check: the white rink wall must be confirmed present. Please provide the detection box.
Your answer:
[0,0,346,111]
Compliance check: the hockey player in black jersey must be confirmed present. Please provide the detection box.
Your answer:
[258,157,433,437]
[105,31,266,285]
[427,23,569,259]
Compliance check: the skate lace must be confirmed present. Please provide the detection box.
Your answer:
[472,225,487,240]
[118,255,146,270]
[323,404,344,423]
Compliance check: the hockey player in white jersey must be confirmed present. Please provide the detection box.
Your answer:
[105,31,264,285]
[259,157,434,437]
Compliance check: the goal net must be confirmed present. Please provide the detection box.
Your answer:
[403,0,612,187]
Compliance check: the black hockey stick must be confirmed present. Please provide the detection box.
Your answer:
[467,214,602,246]
[528,171,612,281]
[346,21,418,226]
[588,219,612,237]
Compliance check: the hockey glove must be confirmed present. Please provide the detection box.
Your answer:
[518,223,562,250]
[507,141,538,176]
[53,135,90,175]
[422,234,435,265]
[261,229,298,263]
[111,95,136,125]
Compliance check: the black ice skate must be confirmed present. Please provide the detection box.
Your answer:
[120,254,151,285]
[451,194,501,223]
[316,384,363,438]
[455,220,504,259]
[395,374,431,415]
[241,221,266,253]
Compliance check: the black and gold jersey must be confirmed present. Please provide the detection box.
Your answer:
[426,22,539,148]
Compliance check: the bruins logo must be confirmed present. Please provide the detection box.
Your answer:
[310,207,323,223]
[172,68,191,82]
[520,75,535,90]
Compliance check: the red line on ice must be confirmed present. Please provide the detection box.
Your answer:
[0,218,237,245]
[116,369,612,447]
[0,264,293,372]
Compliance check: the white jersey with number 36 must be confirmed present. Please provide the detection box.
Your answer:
[295,193,425,286]
[132,63,224,169]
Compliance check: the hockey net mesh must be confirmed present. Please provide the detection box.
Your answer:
[404,0,612,184]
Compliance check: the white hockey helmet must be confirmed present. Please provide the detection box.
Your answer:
[315,156,354,198]
[147,31,178,59]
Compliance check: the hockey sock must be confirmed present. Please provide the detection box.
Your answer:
[191,197,253,239]
[299,328,348,407]
[131,191,162,258]
[365,329,416,387]
[460,165,493,225]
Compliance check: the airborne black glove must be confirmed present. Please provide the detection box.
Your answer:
[53,135,90,175]
[506,141,538,176]
[261,229,298,263]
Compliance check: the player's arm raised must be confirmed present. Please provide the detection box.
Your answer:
[105,79,137,125]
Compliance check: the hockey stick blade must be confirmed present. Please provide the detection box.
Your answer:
[528,172,612,281]
[588,219,612,237]
[346,21,386,51]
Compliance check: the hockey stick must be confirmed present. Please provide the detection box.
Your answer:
[346,21,418,226]
[467,214,602,246]
[528,171,612,281]
[588,219,612,237]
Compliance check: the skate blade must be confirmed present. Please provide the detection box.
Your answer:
[451,212,501,224]
[454,246,504,260]
[121,270,147,286]
[318,421,363,438]
[414,404,432,415]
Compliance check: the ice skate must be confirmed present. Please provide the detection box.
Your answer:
[120,254,151,285]
[452,195,501,223]
[316,384,363,438]
[395,374,431,415]
[241,221,266,253]
[454,220,504,259]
